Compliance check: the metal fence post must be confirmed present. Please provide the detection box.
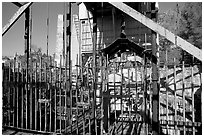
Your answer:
[151,2,160,135]
[92,4,97,135]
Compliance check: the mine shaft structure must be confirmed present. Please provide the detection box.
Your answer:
[2,2,202,135]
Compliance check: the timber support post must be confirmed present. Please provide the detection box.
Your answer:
[66,2,72,133]
[24,6,30,130]
[92,3,98,135]
[151,2,160,135]
[25,7,30,68]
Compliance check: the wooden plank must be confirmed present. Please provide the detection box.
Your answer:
[2,2,33,36]
[12,2,23,7]
[109,2,202,61]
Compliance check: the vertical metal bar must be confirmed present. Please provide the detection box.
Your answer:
[182,61,186,135]
[191,63,195,134]
[45,61,48,131]
[87,67,91,135]
[29,15,33,125]
[130,70,134,135]
[70,61,73,134]
[173,58,178,134]
[149,56,153,133]
[83,94,85,135]
[49,56,52,132]
[78,20,82,83]
[92,4,97,135]
[13,58,16,127]
[151,4,159,134]
[142,35,147,134]
[24,7,30,130]
[25,60,28,130]
[134,53,138,125]
[165,49,169,134]
[113,56,117,131]
[34,62,37,130]
[128,60,131,121]
[46,2,49,58]
[62,11,65,131]
[39,57,42,131]
[21,64,24,128]
[63,2,66,66]
[54,60,57,133]
[100,4,104,134]
[82,66,85,135]
[29,5,32,60]
[100,54,104,135]
[120,55,123,135]
[59,55,62,133]
[17,62,20,128]
[104,54,110,133]
[103,54,109,134]
[64,61,66,133]
[143,45,148,134]
[79,66,82,135]
[30,60,32,130]
[76,55,79,135]
[64,53,68,133]
[8,62,11,127]
[107,56,110,132]
[66,2,71,64]
[158,63,161,131]
[63,63,66,133]
[63,3,67,131]
[24,7,30,65]
[2,64,5,126]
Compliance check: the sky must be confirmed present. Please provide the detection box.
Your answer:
[2,2,79,57]
[2,2,182,58]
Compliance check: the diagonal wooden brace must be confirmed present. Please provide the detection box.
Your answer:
[2,2,33,36]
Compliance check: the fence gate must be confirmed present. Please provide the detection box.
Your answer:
[2,50,202,135]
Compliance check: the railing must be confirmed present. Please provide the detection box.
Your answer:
[2,50,202,135]
[2,56,72,134]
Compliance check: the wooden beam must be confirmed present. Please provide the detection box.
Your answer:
[2,2,33,36]
[12,2,23,7]
[109,2,202,61]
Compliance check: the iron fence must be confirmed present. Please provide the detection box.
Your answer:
[2,51,202,135]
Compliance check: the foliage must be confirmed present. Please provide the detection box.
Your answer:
[3,45,54,70]
[158,8,180,48]
[158,2,202,64]
[179,2,202,49]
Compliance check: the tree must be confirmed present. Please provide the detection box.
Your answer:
[158,3,202,64]
[179,2,202,49]
[158,8,182,65]
[158,7,181,49]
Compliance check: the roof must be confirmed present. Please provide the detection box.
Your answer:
[101,38,157,64]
